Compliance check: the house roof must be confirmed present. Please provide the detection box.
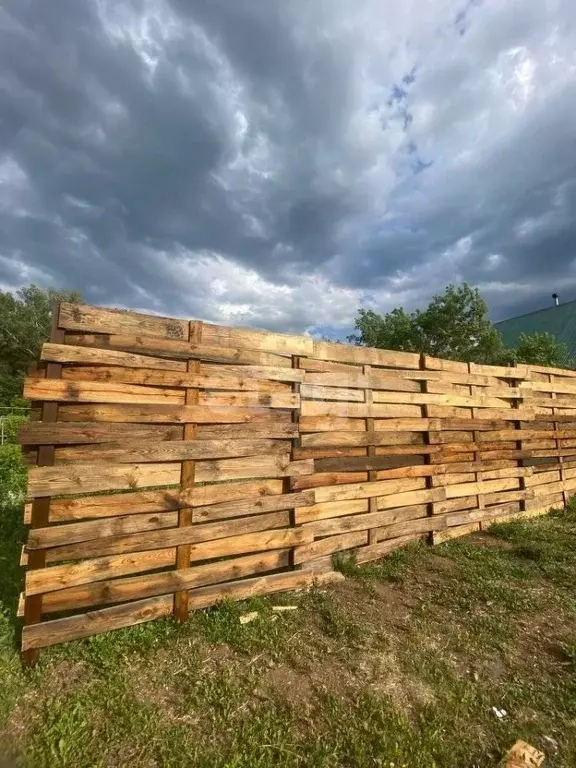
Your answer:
[495,299,576,357]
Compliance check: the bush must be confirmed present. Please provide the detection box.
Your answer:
[0,444,27,511]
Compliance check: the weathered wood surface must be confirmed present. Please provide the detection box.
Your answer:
[26,527,313,595]
[43,479,286,521]
[53,438,290,464]
[20,302,576,655]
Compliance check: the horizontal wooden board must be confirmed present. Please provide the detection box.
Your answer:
[299,358,361,374]
[374,515,446,541]
[355,534,424,564]
[24,378,185,405]
[425,405,534,421]
[59,302,189,340]
[18,421,184,446]
[194,423,298,439]
[42,342,187,372]
[314,477,427,504]
[301,431,426,449]
[61,364,292,394]
[293,447,368,461]
[312,340,420,369]
[300,384,366,402]
[193,456,313,483]
[53,438,289,465]
[30,488,314,551]
[27,462,181,498]
[38,510,292,564]
[423,356,469,374]
[299,416,369,433]
[291,471,369,490]
[371,390,518,408]
[22,569,314,651]
[200,322,313,356]
[295,499,369,524]
[40,549,292,614]
[197,391,298,409]
[314,455,429,473]
[444,501,523,528]
[57,403,285,424]
[432,523,480,544]
[46,479,285,522]
[65,333,293,367]
[28,512,179,551]
[376,487,446,510]
[200,364,305,383]
[302,372,421,392]
[468,362,530,378]
[22,594,173,651]
[301,401,423,418]
[27,527,313,595]
[192,490,315,524]
[306,505,427,538]
[293,531,369,564]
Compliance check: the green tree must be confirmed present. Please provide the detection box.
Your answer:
[509,332,571,367]
[0,285,82,405]
[349,283,505,364]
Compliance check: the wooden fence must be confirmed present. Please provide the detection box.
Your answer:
[17,303,576,660]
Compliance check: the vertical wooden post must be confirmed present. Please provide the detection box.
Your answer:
[363,365,378,544]
[510,362,527,518]
[548,372,567,506]
[21,304,64,667]
[419,354,435,543]
[173,320,202,622]
[288,355,304,569]
[468,363,485,528]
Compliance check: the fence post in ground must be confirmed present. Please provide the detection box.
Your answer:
[288,353,305,571]
[419,354,436,543]
[362,365,379,545]
[21,303,64,667]
[510,361,528,520]
[173,320,203,622]
[548,370,568,506]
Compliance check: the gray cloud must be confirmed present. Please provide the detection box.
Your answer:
[1,0,576,333]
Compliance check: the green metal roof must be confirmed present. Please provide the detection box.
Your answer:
[495,299,576,358]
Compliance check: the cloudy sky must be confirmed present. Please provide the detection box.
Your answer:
[1,0,576,336]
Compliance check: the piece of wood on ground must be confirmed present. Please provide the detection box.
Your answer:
[239,611,259,625]
[499,739,545,767]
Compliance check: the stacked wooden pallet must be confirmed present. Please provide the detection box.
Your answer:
[17,302,576,657]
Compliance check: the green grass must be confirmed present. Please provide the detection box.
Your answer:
[3,499,576,766]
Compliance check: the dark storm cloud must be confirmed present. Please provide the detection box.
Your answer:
[1,0,576,331]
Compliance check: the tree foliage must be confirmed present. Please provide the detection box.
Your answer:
[0,285,82,406]
[349,284,505,364]
[510,332,570,367]
[349,283,573,369]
